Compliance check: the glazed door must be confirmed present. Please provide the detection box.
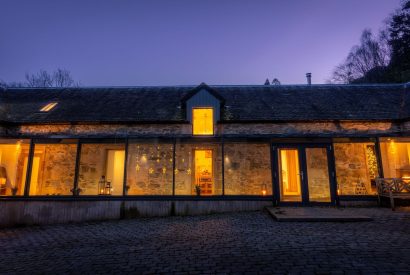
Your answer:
[194,149,213,195]
[274,144,335,204]
[278,148,303,202]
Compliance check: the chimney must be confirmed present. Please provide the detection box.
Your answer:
[306,73,312,85]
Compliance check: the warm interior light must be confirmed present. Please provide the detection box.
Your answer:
[194,150,213,195]
[40,102,58,112]
[192,108,214,135]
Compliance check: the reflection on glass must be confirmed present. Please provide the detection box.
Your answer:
[0,139,30,196]
[78,144,125,195]
[29,142,77,195]
[306,148,331,202]
[279,149,302,202]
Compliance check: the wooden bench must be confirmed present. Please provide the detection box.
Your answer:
[376,178,410,210]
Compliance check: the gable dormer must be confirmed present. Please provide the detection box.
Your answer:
[182,83,224,136]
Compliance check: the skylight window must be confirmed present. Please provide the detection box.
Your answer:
[40,102,58,112]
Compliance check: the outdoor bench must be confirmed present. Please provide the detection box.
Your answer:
[376,178,410,210]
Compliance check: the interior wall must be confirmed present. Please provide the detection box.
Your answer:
[334,143,378,195]
[224,143,272,195]
[30,144,77,196]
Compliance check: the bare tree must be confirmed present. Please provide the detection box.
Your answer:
[53,68,75,87]
[25,70,53,87]
[24,68,78,87]
[330,29,390,83]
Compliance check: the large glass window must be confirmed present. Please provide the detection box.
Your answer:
[126,140,173,195]
[224,143,272,195]
[29,140,77,196]
[175,141,222,195]
[380,138,410,179]
[334,142,379,195]
[0,139,30,196]
[192,108,214,135]
[78,143,125,195]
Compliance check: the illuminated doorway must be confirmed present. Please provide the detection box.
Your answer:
[279,148,302,202]
[275,145,335,204]
[194,149,213,195]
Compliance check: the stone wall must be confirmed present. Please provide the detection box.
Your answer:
[334,143,378,195]
[31,144,77,195]
[126,142,173,195]
[78,144,125,195]
[5,120,401,138]
[305,148,331,201]
[224,143,272,195]
[175,143,223,195]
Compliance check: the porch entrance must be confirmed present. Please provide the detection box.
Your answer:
[274,144,336,204]
[194,149,213,195]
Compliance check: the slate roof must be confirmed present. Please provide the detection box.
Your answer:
[0,84,408,124]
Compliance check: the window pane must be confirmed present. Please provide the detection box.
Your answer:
[193,108,213,135]
[306,148,331,202]
[0,139,30,196]
[380,138,410,179]
[279,148,302,202]
[78,143,125,195]
[126,140,173,195]
[334,143,379,195]
[175,142,222,195]
[224,143,272,195]
[29,142,77,196]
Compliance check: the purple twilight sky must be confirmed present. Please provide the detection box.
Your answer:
[0,0,401,86]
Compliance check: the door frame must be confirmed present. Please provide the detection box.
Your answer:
[272,143,337,206]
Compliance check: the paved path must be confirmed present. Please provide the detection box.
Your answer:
[1,208,410,274]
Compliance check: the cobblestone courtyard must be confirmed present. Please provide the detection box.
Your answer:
[1,208,410,274]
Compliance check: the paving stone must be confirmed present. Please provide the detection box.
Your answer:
[0,208,409,274]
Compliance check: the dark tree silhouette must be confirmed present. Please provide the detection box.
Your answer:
[330,29,389,83]
[1,68,79,88]
[271,78,281,85]
[389,0,410,82]
[264,78,270,85]
[25,69,78,87]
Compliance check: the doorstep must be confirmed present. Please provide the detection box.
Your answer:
[266,206,373,222]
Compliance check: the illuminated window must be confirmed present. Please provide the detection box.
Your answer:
[192,108,214,135]
[40,102,58,112]
[334,142,379,195]
[380,138,410,179]
[0,139,30,196]
[29,141,78,196]
[78,143,125,195]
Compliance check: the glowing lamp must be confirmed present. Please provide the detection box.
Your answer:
[261,183,267,196]
[98,176,106,195]
[105,181,112,195]
[0,166,7,186]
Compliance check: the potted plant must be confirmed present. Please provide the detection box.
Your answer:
[194,184,201,196]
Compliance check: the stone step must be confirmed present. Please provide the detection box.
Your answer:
[266,206,373,222]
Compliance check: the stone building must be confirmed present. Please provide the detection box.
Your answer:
[0,82,409,226]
